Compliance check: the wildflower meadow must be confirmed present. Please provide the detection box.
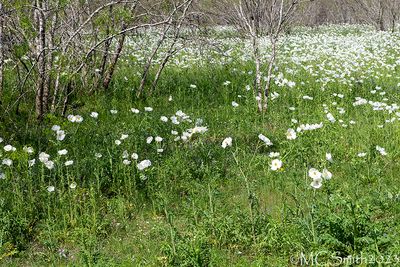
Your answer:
[2,22,400,266]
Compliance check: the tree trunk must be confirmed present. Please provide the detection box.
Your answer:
[61,81,71,117]
[253,34,262,112]
[43,0,57,115]
[0,3,4,104]
[100,6,113,79]
[379,18,385,31]
[151,0,193,93]
[391,13,396,33]
[136,21,173,98]
[35,0,47,120]
[250,4,263,112]
[103,24,126,90]
[263,38,277,111]
[378,1,386,31]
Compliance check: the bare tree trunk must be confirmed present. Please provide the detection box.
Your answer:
[35,0,47,120]
[151,52,173,92]
[253,34,262,112]
[135,1,190,97]
[263,38,277,111]
[102,2,139,91]
[50,71,60,112]
[261,0,297,112]
[391,14,396,32]
[61,81,71,117]
[100,5,113,79]
[0,3,4,103]
[151,0,194,92]
[103,25,127,90]
[252,3,262,112]
[378,0,386,31]
[390,4,397,33]
[43,0,57,115]
[136,21,172,98]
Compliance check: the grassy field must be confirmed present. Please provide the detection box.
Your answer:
[1,25,400,266]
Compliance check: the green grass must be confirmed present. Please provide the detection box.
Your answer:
[2,26,400,266]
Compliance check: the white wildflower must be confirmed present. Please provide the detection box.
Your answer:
[258,134,273,146]
[322,168,332,180]
[137,159,151,171]
[326,153,333,163]
[52,125,61,131]
[357,152,367,157]
[56,130,66,141]
[309,168,322,180]
[2,159,12,166]
[270,159,283,171]
[44,160,54,169]
[47,186,55,192]
[28,159,36,167]
[69,182,77,189]
[58,149,68,156]
[221,137,233,148]
[4,145,16,152]
[286,128,297,140]
[75,115,83,123]
[269,152,280,158]
[326,113,336,123]
[23,146,34,154]
[311,177,323,189]
[376,146,387,156]
[39,152,50,163]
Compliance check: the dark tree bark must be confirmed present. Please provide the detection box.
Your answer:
[378,0,386,31]
[103,24,127,90]
[100,5,113,80]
